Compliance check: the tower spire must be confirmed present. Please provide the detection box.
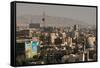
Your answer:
[42,11,46,28]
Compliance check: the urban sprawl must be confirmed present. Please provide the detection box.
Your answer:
[16,18,96,65]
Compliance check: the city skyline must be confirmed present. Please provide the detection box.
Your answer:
[15,2,97,65]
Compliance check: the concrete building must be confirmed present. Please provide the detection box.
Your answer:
[29,23,40,28]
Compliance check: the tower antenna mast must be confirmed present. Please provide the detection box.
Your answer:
[42,11,46,28]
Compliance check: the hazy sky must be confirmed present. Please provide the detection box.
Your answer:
[16,3,96,25]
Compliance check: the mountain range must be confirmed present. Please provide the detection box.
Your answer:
[16,15,95,28]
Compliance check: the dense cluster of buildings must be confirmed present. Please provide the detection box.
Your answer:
[16,22,96,65]
[16,12,96,65]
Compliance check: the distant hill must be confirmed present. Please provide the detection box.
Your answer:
[16,15,92,28]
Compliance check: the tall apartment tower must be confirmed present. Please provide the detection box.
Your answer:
[74,24,79,31]
[73,25,79,39]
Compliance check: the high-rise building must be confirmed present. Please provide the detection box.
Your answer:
[74,24,79,31]
[72,25,79,39]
